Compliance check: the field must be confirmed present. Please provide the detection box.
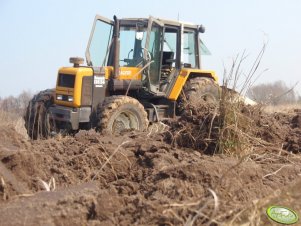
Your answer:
[0,103,301,226]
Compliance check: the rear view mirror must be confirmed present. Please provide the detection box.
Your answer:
[136,31,144,40]
[199,25,205,33]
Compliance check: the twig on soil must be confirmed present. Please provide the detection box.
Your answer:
[100,151,118,180]
[162,209,185,224]
[118,151,132,168]
[163,201,201,208]
[207,109,218,140]
[38,177,56,191]
[92,140,130,180]
[147,122,169,137]
[15,193,35,198]
[1,177,5,187]
[226,208,248,226]
[248,150,299,168]
[205,188,219,226]
[1,177,7,200]
[262,165,290,179]
[85,155,103,181]
[69,147,92,160]
[215,154,249,190]
[184,188,219,226]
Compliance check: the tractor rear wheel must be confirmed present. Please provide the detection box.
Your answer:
[98,96,149,134]
[183,77,220,106]
[24,89,56,139]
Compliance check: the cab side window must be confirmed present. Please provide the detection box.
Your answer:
[183,30,197,68]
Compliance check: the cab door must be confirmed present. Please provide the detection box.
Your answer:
[85,15,113,111]
[144,17,164,94]
[85,15,114,67]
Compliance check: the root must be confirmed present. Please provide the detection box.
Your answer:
[92,140,130,180]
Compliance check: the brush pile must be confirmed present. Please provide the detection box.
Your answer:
[166,98,301,155]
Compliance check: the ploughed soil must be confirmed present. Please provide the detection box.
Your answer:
[0,107,301,225]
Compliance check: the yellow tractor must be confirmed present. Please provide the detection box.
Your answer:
[25,15,219,139]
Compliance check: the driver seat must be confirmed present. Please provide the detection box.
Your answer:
[161,51,174,70]
[161,51,174,79]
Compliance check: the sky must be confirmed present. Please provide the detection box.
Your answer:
[0,0,301,97]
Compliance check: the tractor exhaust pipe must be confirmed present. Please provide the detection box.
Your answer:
[113,15,120,79]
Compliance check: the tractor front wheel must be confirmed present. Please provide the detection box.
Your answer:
[98,96,149,134]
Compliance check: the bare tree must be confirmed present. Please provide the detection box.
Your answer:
[17,91,32,109]
[0,90,32,115]
[247,80,298,105]
[1,96,18,112]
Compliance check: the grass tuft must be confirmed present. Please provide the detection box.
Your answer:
[216,42,267,156]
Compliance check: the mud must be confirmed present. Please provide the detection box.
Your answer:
[0,107,301,225]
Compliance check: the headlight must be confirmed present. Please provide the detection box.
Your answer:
[56,95,63,100]
[68,96,74,102]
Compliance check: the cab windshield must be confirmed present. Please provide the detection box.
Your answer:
[119,26,147,67]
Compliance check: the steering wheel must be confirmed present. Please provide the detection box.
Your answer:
[142,47,152,62]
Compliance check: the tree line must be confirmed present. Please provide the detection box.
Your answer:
[247,80,301,105]
[0,91,32,116]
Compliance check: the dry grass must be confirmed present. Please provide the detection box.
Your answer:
[263,103,301,114]
[217,42,267,156]
[0,110,28,139]
[0,110,15,127]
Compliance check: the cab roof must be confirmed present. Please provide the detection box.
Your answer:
[120,17,201,30]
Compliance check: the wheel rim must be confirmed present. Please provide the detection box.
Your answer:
[112,111,139,133]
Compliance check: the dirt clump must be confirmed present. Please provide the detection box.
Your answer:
[164,102,220,154]
[283,112,301,153]
[166,102,301,155]
[254,109,301,153]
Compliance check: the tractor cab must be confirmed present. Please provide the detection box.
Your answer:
[85,15,213,98]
